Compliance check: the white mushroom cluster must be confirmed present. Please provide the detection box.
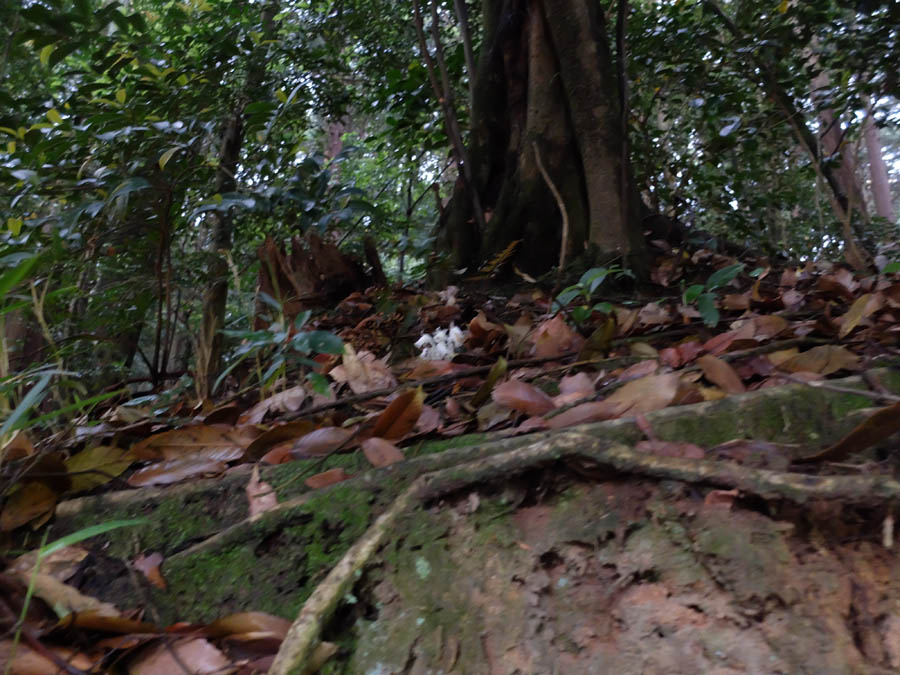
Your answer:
[414,324,465,361]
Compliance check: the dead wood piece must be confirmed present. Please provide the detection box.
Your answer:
[270,431,900,674]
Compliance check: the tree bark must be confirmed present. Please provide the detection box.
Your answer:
[198,2,278,397]
[434,0,644,280]
[862,100,896,224]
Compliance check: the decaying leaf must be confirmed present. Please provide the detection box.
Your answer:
[129,425,250,461]
[127,457,228,487]
[246,465,278,518]
[330,344,397,393]
[372,387,425,439]
[65,445,135,494]
[544,401,626,429]
[362,437,405,467]
[206,611,291,640]
[531,314,584,358]
[1,481,57,531]
[697,355,746,394]
[305,468,352,489]
[289,427,355,458]
[245,420,317,460]
[491,379,555,416]
[133,552,167,589]
[129,637,230,675]
[778,345,860,375]
[606,373,681,414]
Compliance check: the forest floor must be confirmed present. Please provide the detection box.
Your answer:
[4,237,900,673]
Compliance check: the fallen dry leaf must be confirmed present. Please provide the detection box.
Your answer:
[129,637,230,675]
[246,465,278,517]
[545,401,626,429]
[606,373,681,414]
[239,385,308,424]
[838,292,879,338]
[207,611,291,640]
[65,445,135,494]
[1,429,34,462]
[133,552,166,589]
[778,345,860,375]
[245,420,317,460]
[127,457,227,487]
[330,344,397,394]
[361,437,405,467]
[290,427,355,458]
[492,379,555,416]
[129,425,250,461]
[697,355,746,394]
[0,640,94,675]
[372,387,425,440]
[558,372,596,397]
[305,468,352,489]
[530,314,584,358]
[1,481,57,531]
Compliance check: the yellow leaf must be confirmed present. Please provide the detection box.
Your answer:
[116,88,127,104]
[778,0,789,13]
[0,126,17,136]
[158,146,178,170]
[7,140,15,154]
[46,108,63,125]
[17,126,27,139]
[838,292,874,338]
[276,89,288,104]
[39,44,54,66]
[7,217,23,236]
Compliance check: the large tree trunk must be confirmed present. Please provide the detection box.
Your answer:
[435,0,644,279]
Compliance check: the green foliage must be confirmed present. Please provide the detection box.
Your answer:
[216,309,343,396]
[682,263,745,327]
[554,266,632,324]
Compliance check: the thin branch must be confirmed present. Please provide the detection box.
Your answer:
[412,0,487,238]
[532,141,570,272]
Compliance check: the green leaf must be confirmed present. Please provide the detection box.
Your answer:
[46,108,63,124]
[579,267,610,294]
[697,293,719,327]
[115,88,127,104]
[0,374,51,437]
[6,217,23,236]
[706,263,744,290]
[556,287,582,307]
[0,255,40,301]
[883,261,900,274]
[158,146,179,170]
[39,44,54,66]
[307,372,330,395]
[683,284,705,304]
[39,519,148,559]
[572,306,591,323]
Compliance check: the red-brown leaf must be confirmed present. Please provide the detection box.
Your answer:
[372,387,425,440]
[304,468,352,489]
[361,437,405,468]
[492,379,555,416]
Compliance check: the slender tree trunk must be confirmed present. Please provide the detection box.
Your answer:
[199,2,278,397]
[862,101,896,224]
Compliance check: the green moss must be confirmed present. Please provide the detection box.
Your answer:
[157,481,376,623]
